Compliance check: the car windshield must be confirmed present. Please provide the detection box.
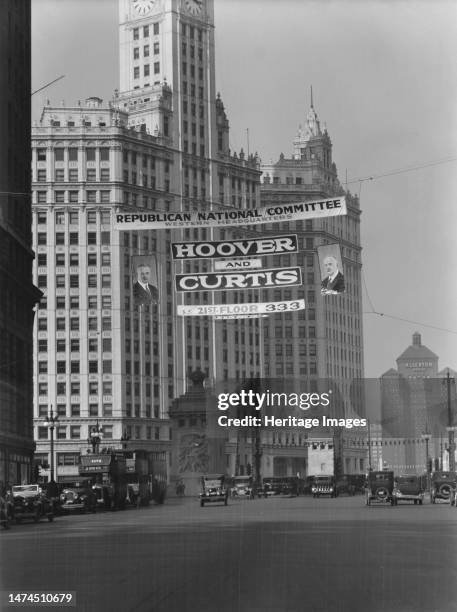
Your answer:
[12,485,39,493]
[204,480,222,488]
[397,477,417,484]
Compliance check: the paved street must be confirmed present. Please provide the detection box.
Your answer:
[1,495,457,612]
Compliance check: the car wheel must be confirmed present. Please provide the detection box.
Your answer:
[224,497,228,506]
[200,500,204,507]
[34,511,40,523]
[48,515,54,522]
[419,500,423,505]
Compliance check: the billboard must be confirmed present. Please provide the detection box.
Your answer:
[177,299,305,317]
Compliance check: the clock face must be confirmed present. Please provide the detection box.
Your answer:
[184,0,203,16]
[132,0,155,15]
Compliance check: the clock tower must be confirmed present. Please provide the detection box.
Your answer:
[118,0,216,152]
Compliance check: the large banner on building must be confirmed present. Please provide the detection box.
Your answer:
[177,299,305,317]
[132,255,159,306]
[317,243,345,295]
[114,197,346,230]
[175,267,302,292]
[171,235,298,260]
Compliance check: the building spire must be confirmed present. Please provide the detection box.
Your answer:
[310,85,313,109]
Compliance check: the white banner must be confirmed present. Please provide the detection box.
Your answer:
[171,235,298,260]
[177,300,305,317]
[214,258,262,271]
[114,197,346,230]
[214,314,270,320]
[175,267,302,292]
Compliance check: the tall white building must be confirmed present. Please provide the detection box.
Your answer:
[32,0,262,480]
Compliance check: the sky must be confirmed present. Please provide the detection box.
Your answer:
[31,0,457,377]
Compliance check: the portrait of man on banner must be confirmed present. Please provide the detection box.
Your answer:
[317,244,345,295]
[132,255,159,306]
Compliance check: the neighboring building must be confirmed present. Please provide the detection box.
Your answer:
[0,0,42,488]
[31,0,262,481]
[379,333,456,473]
[256,97,366,478]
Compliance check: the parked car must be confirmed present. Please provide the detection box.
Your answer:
[231,476,254,499]
[365,471,395,506]
[311,476,337,498]
[430,471,456,504]
[260,477,283,497]
[11,484,54,523]
[393,475,425,505]
[60,484,97,514]
[200,474,228,507]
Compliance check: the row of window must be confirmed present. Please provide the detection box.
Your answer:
[133,62,160,79]
[37,425,113,440]
[133,23,159,40]
[38,337,111,355]
[181,42,204,62]
[37,380,113,395]
[36,231,110,245]
[38,295,111,311]
[36,210,111,224]
[133,42,159,59]
[37,315,112,332]
[36,148,110,162]
[181,23,203,42]
[37,252,111,267]
[36,168,110,182]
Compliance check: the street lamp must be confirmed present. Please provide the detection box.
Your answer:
[445,372,456,472]
[44,406,58,483]
[87,421,103,454]
[421,428,432,491]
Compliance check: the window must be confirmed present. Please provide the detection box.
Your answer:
[56,360,66,374]
[69,253,79,266]
[144,44,149,57]
[88,253,97,266]
[71,381,80,395]
[56,339,66,352]
[69,210,78,223]
[102,338,112,352]
[38,339,47,352]
[89,404,98,417]
[55,192,65,204]
[69,232,78,245]
[103,381,112,395]
[56,382,66,395]
[37,193,47,205]
[69,275,79,288]
[144,64,150,77]
[100,168,110,181]
[101,231,110,245]
[70,339,80,352]
[154,62,160,74]
[87,191,97,203]
[37,169,47,182]
[133,27,139,40]
[70,296,79,309]
[68,148,78,161]
[103,426,113,440]
[87,232,97,245]
[38,427,48,440]
[38,361,48,374]
[89,360,98,374]
[68,169,78,182]
[134,66,140,79]
[88,318,98,331]
[100,147,110,161]
[37,148,46,161]
[86,168,96,181]
[88,295,97,309]
[153,41,159,54]
[86,148,96,161]
[70,317,79,331]
[56,317,66,331]
[133,47,139,60]
[153,22,159,35]
[70,426,81,439]
[37,275,47,289]
[103,360,112,374]
[37,232,47,245]
[100,190,110,202]
[102,274,111,288]
[55,232,65,245]
[101,253,111,266]
[56,275,65,288]
[88,338,98,352]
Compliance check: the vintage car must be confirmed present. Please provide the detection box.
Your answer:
[199,474,228,507]
[430,471,456,504]
[365,471,395,506]
[231,476,254,499]
[60,484,97,513]
[393,475,425,505]
[11,484,55,523]
[260,477,283,497]
[311,476,337,498]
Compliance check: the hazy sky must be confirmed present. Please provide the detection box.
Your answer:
[32,0,457,377]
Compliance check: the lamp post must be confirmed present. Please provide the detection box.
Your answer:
[44,406,58,483]
[421,428,431,491]
[87,421,103,454]
[445,372,456,472]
